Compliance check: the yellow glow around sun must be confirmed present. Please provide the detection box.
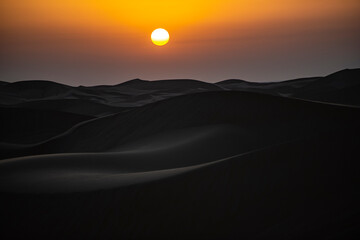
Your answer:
[151,28,170,46]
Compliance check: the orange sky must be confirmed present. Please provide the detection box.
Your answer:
[1,0,359,84]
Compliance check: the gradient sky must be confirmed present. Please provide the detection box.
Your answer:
[1,0,359,85]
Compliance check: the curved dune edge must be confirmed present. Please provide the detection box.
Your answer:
[1,89,359,161]
[0,141,279,194]
[0,164,197,194]
[0,124,262,194]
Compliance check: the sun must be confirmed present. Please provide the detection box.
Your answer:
[151,28,170,46]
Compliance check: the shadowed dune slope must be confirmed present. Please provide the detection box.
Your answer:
[8,99,127,117]
[1,70,360,239]
[0,107,92,144]
[217,68,360,106]
[0,80,115,105]
[82,79,223,106]
[117,78,221,91]
[0,80,72,102]
[291,68,360,105]
[1,130,359,239]
[1,69,358,107]
[2,90,360,160]
[0,79,223,106]
[0,125,256,193]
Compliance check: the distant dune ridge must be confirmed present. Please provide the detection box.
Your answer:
[1,68,360,239]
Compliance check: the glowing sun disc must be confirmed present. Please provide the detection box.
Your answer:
[151,28,170,46]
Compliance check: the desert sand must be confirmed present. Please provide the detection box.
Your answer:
[1,69,360,239]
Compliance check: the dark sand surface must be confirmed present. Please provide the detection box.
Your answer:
[1,69,360,239]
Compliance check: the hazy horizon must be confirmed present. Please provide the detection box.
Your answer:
[1,0,360,85]
[1,68,359,87]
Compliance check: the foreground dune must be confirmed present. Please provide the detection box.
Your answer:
[1,130,359,239]
[0,125,256,193]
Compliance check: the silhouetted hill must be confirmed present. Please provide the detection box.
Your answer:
[118,78,221,91]
[0,80,71,98]
[290,69,360,105]
[116,78,148,87]
[1,69,359,107]
[217,68,360,106]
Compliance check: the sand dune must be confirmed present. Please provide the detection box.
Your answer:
[1,69,360,239]
[117,78,222,92]
[1,69,359,107]
[0,125,257,193]
[0,78,223,107]
[0,80,72,103]
[2,90,359,160]
[217,69,360,106]
[9,99,127,117]
[85,79,223,106]
[1,131,359,239]
[0,106,91,144]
